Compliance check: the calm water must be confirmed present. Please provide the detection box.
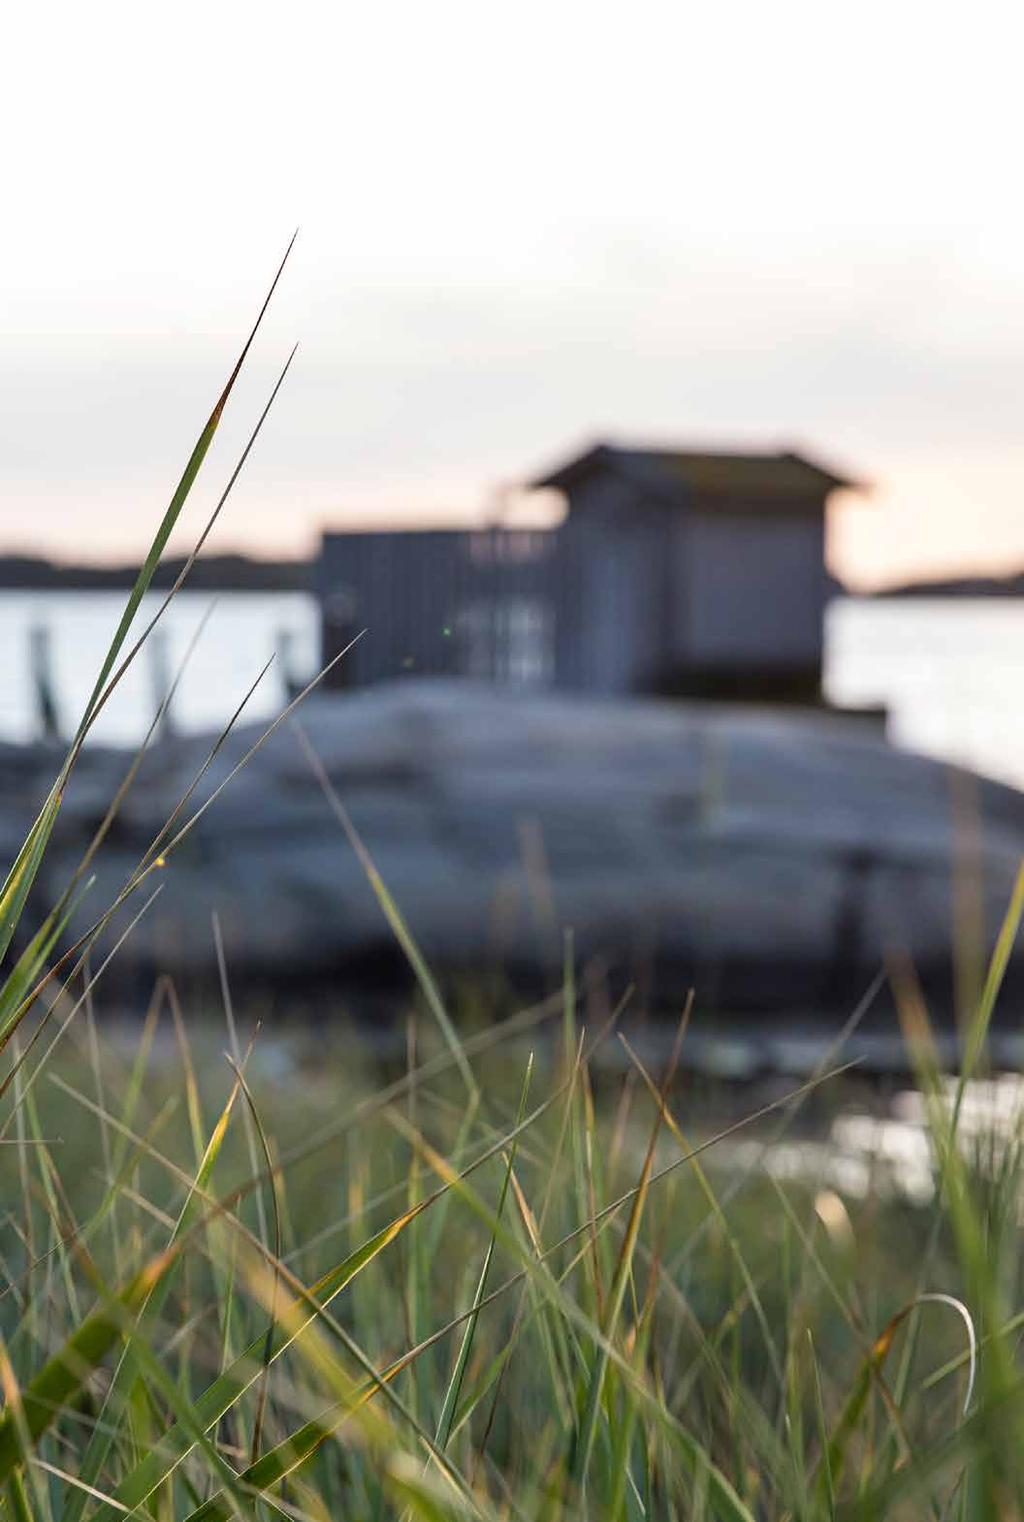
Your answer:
[824,597,1024,790]
[0,592,1021,791]
[0,591,319,747]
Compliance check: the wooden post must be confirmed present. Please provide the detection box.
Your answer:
[29,624,60,743]
[275,626,302,702]
[148,629,176,740]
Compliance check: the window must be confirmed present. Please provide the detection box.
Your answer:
[457,598,553,685]
[466,531,552,565]
[502,598,554,684]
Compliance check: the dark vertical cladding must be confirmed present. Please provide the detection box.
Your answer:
[318,528,556,689]
[316,444,861,702]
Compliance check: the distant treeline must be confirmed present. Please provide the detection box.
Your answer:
[874,569,1024,599]
[1,553,1020,599]
[0,554,312,592]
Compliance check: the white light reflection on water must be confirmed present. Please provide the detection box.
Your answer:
[718,1075,1024,1207]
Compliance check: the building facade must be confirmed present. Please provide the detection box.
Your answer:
[317,444,858,701]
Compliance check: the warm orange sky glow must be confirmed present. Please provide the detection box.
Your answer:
[832,452,1024,589]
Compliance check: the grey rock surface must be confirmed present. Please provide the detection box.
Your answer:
[14,680,1024,1015]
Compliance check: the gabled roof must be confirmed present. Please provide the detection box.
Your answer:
[531,442,863,501]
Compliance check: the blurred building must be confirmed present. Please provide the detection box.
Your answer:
[317,443,858,701]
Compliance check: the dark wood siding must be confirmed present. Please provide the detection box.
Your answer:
[316,458,833,699]
[318,529,556,688]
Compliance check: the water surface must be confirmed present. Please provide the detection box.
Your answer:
[1,592,1021,792]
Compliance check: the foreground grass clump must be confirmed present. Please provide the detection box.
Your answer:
[0,981,1023,1522]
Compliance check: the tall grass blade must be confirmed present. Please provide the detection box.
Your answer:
[294,722,478,1101]
[0,790,63,968]
[223,1052,283,1464]
[0,239,295,996]
[60,1061,248,1522]
[97,1205,430,1518]
[570,1009,689,1493]
[0,878,90,1044]
[73,233,296,747]
[433,1056,533,1456]
[954,860,1024,1125]
[0,1248,177,1482]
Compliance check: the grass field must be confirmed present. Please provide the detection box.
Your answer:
[1,963,1023,1521]
[1,253,1023,1519]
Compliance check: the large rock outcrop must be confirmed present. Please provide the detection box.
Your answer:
[12,681,1024,1018]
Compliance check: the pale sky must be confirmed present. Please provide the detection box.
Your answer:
[4,0,1024,588]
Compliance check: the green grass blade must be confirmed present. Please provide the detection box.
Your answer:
[78,343,298,754]
[72,233,296,747]
[294,722,478,1101]
[620,1032,784,1392]
[0,875,90,1045]
[102,1090,567,1521]
[178,1396,366,1522]
[433,1057,533,1455]
[0,239,294,1016]
[0,789,62,969]
[96,1206,429,1519]
[60,1064,247,1522]
[0,1249,177,1483]
[953,860,1024,1127]
[223,1052,283,1464]
[570,1014,687,1494]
